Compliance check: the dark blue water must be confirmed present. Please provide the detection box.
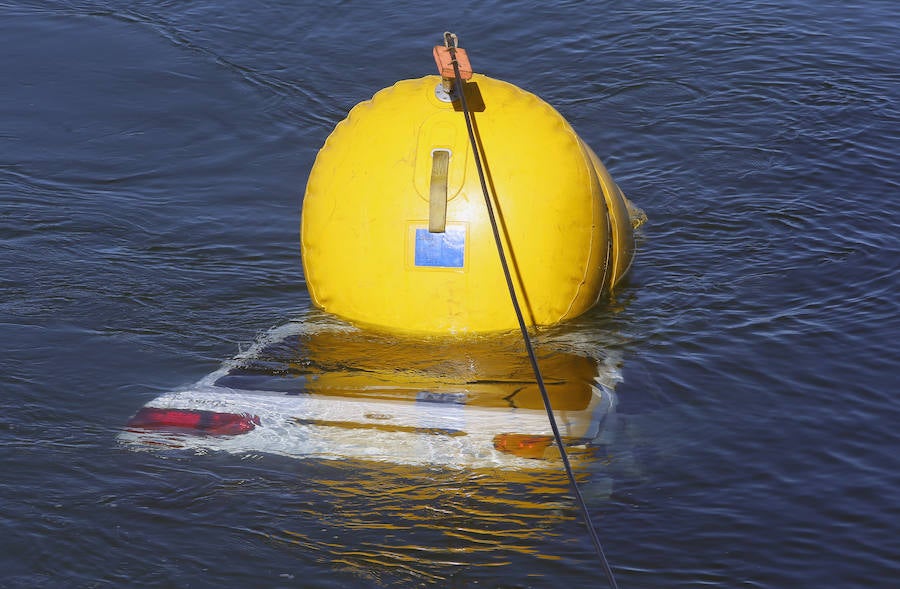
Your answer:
[2,1,898,587]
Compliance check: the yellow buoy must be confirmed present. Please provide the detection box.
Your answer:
[301,65,635,335]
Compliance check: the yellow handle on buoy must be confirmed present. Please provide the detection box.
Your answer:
[428,149,450,233]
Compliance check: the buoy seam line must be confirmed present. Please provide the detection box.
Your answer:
[443,33,619,589]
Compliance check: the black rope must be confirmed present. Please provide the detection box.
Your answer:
[443,32,619,589]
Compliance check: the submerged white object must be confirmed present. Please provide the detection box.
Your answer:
[120,320,620,470]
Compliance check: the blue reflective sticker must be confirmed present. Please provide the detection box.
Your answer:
[414,226,465,268]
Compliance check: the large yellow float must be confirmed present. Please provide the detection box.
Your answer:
[301,40,637,335]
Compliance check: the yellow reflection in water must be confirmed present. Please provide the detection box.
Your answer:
[253,327,601,411]
[263,459,609,584]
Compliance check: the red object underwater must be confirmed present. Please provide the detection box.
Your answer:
[127,407,260,436]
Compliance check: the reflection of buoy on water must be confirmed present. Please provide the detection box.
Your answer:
[301,40,638,334]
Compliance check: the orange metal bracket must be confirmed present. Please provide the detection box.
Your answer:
[433,45,473,80]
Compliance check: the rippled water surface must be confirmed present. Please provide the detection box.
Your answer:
[2,1,898,587]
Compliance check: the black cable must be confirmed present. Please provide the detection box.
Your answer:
[444,32,619,589]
